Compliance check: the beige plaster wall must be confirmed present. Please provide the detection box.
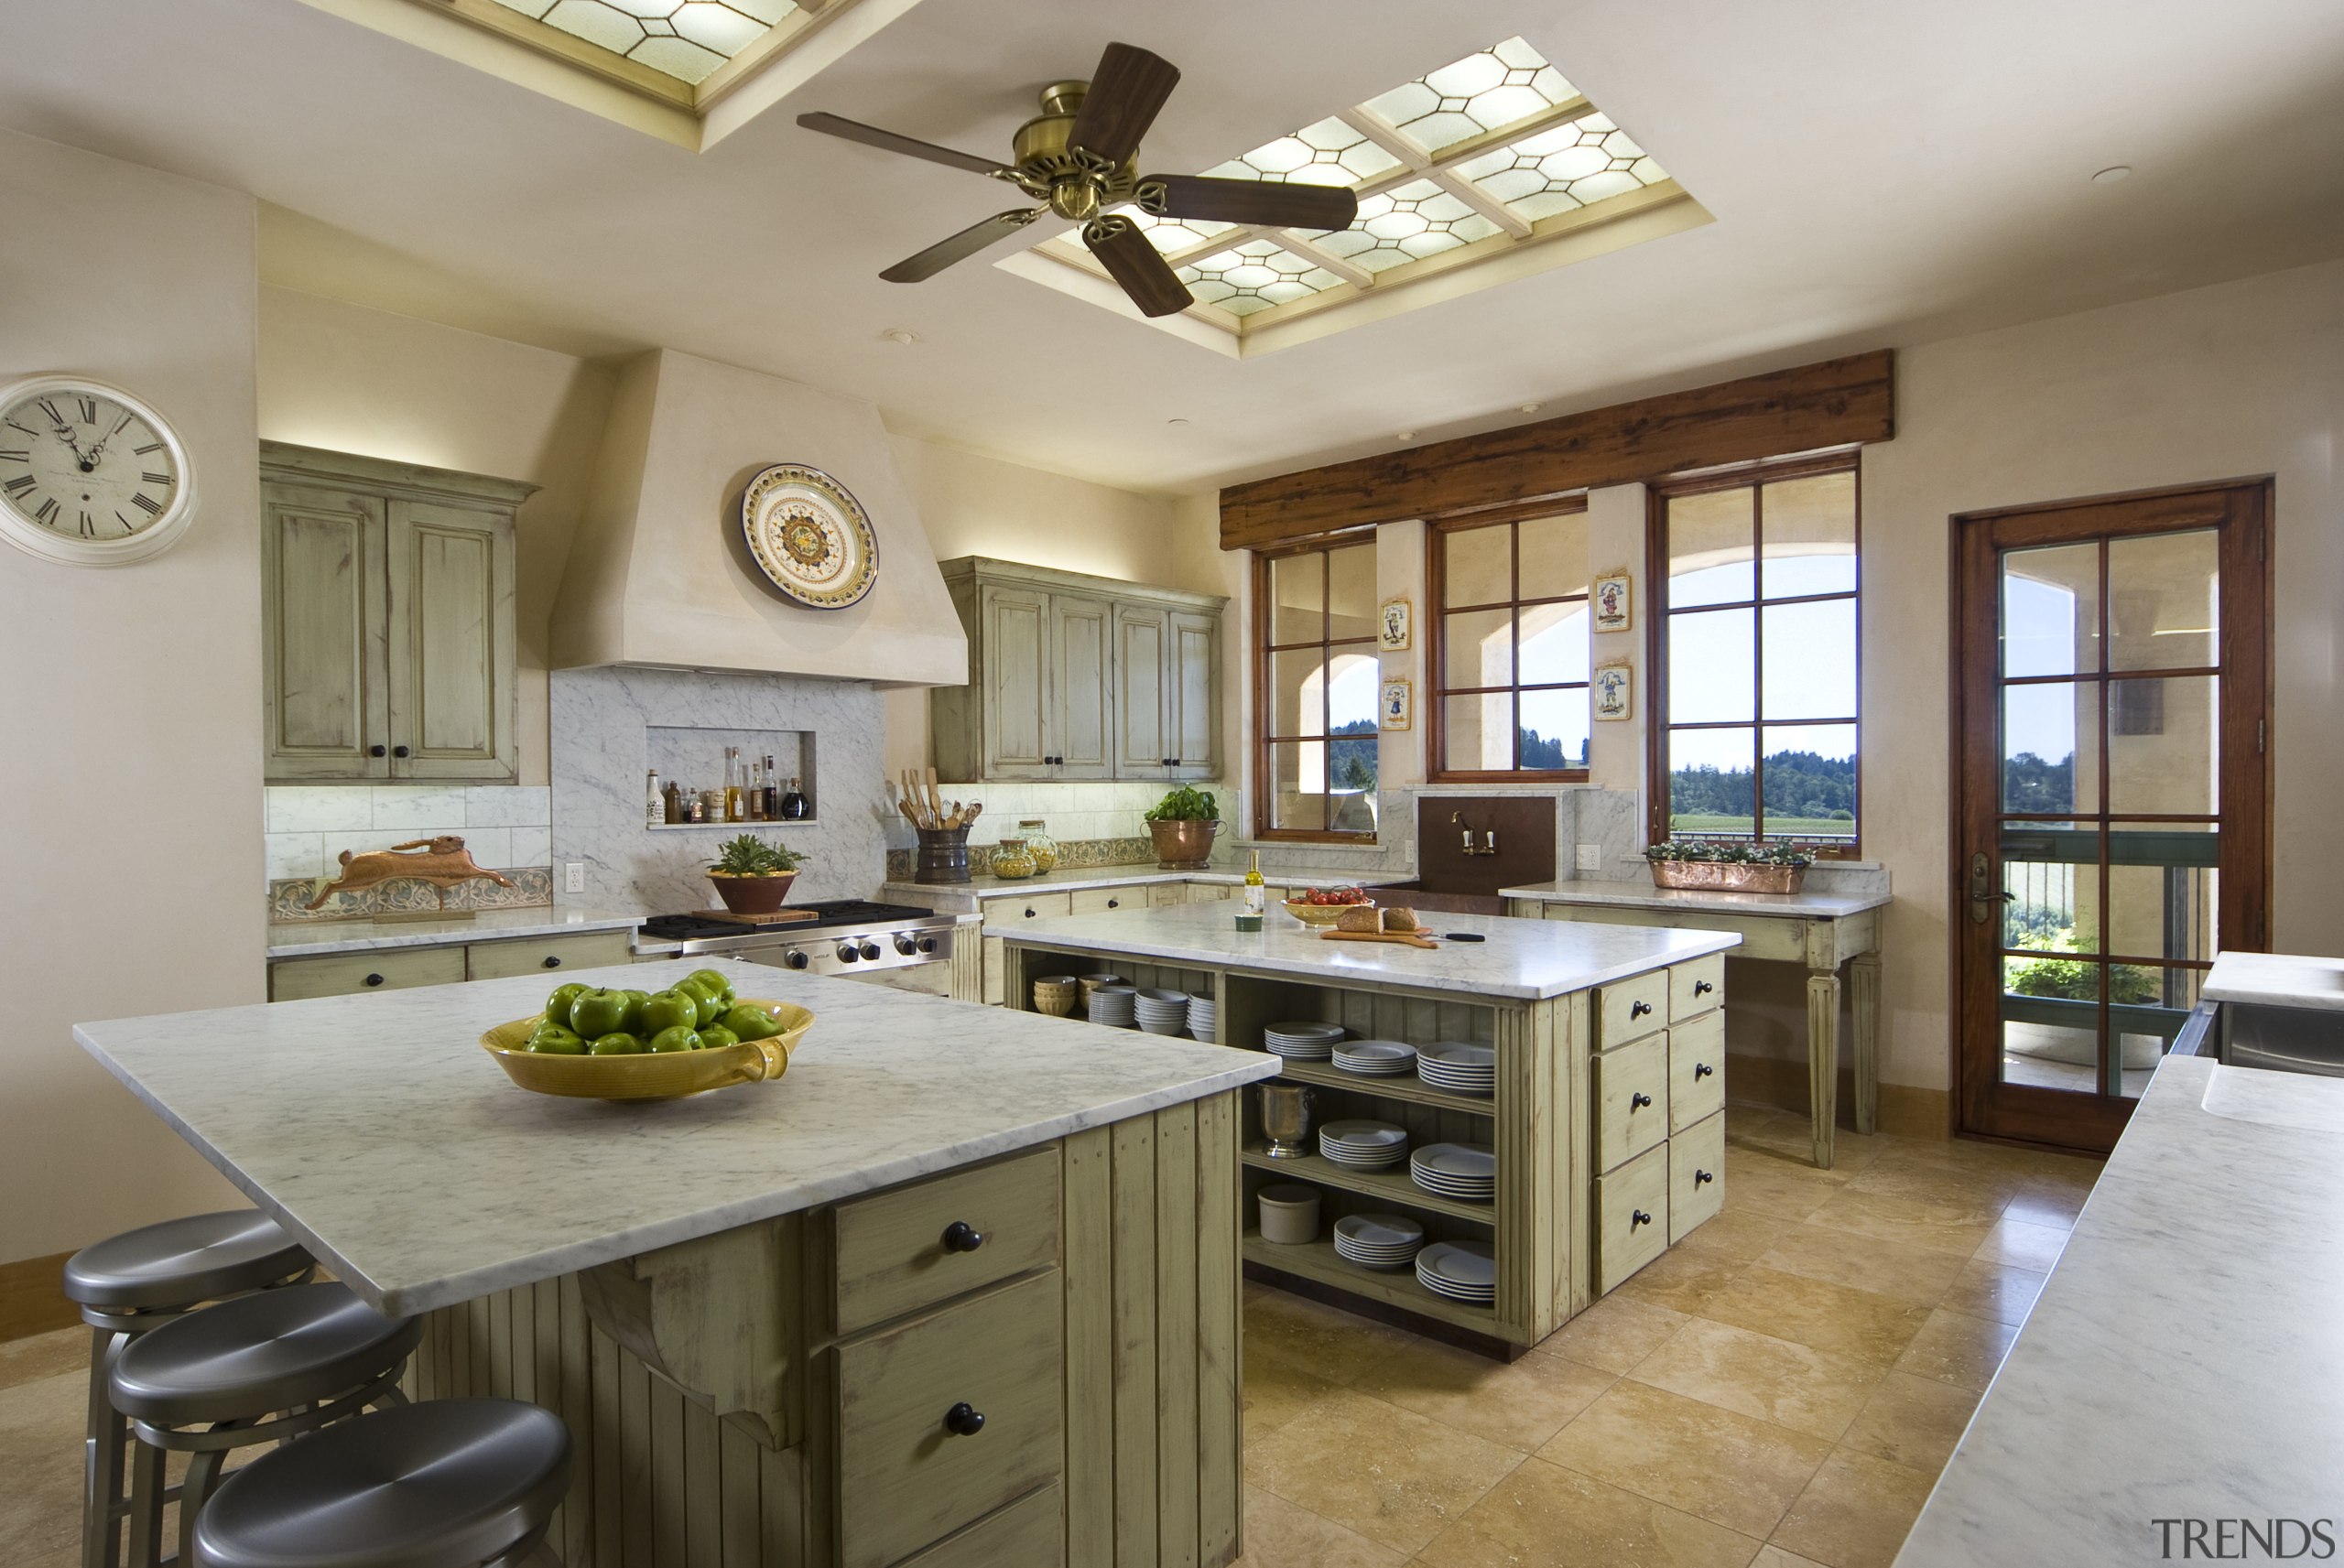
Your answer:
[256,287,618,786]
[0,130,257,1266]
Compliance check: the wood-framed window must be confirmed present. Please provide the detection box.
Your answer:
[1427,499,1593,782]
[1647,451,1861,855]
[1253,533,1379,840]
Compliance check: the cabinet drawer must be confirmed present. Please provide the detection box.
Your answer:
[982,892,1074,931]
[1186,881,1236,903]
[891,1483,1063,1568]
[836,1272,1065,1568]
[1595,1142,1669,1294]
[1593,1033,1669,1173]
[1597,969,1670,1047]
[834,1146,1061,1335]
[1149,881,1189,907]
[1668,1011,1726,1133]
[1670,1111,1726,1244]
[1068,886,1143,916]
[464,930,635,980]
[1670,954,1725,1021]
[269,945,466,1001]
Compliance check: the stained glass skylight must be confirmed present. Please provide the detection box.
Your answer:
[482,0,797,85]
[1017,35,1698,342]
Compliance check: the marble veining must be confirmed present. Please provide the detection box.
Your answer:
[1004,900,1740,1000]
[266,903,646,958]
[2201,950,2344,1013]
[1895,1055,2344,1566]
[74,958,1277,1316]
[884,865,1405,913]
[1503,878,1890,919]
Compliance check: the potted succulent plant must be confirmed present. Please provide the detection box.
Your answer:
[1144,784,1222,871]
[707,834,807,914]
[1644,839,1813,894]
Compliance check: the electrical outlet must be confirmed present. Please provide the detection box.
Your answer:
[1575,844,1601,871]
[564,861,586,894]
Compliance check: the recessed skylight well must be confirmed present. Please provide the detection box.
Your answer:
[1014,37,1705,351]
[483,0,797,86]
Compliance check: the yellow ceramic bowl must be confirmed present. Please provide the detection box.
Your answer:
[1283,899,1373,927]
[480,999,815,1102]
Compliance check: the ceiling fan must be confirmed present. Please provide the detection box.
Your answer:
[798,43,1362,319]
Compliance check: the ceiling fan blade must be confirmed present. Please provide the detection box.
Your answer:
[1084,216,1193,318]
[881,207,1045,283]
[1144,175,1360,232]
[797,112,1013,178]
[1069,42,1180,167]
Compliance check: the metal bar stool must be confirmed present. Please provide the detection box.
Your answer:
[189,1398,571,1568]
[64,1211,313,1568]
[109,1281,422,1568]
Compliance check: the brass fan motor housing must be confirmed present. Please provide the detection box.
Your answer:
[1011,81,1135,222]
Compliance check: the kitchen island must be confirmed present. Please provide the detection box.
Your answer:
[1000,903,1742,1354]
[76,957,1277,1568]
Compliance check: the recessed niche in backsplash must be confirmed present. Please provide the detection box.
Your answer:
[646,726,813,820]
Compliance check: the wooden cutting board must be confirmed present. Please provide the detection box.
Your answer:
[1319,928,1440,950]
[704,907,823,927]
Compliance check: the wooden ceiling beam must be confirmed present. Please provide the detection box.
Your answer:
[1217,350,1895,551]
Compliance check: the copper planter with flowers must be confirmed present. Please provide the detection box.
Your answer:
[1648,860,1807,894]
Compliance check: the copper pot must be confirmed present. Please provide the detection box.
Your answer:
[1148,817,1221,871]
[709,872,798,914]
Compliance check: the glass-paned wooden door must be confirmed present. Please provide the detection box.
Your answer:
[1955,481,2269,1152]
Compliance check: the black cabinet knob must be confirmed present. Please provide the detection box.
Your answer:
[1024,907,1037,918]
[1695,1169,1714,1185]
[368,744,387,758]
[542,956,561,969]
[391,745,410,758]
[941,1221,986,1253]
[943,1401,985,1436]
[1630,1208,1652,1228]
[1107,898,1120,909]
[1694,979,1714,996]
[1631,1000,1653,1018]
[1631,1091,1653,1109]
[364,973,385,988]
[1693,1063,1714,1079]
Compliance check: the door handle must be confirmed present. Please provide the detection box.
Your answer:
[1967,850,2017,925]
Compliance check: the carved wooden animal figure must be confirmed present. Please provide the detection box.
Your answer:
[305,835,518,909]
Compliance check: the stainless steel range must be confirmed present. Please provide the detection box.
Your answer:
[634,901,967,996]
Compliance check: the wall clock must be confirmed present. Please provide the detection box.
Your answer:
[740,463,879,610]
[0,374,198,567]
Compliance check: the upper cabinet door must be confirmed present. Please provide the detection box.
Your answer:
[1167,608,1221,778]
[1051,594,1115,779]
[1113,604,1168,776]
[263,484,389,781]
[982,585,1051,778]
[385,500,516,781]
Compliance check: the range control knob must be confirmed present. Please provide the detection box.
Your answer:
[784,950,810,970]
[858,941,883,962]
[836,945,860,964]
[894,934,919,957]
[917,936,939,955]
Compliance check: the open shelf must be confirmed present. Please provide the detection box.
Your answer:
[1242,1232,1495,1334]
[1241,1145,1495,1224]
[646,819,817,830]
[1273,1059,1495,1117]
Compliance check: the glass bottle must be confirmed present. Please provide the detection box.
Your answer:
[744,755,764,821]
[646,770,662,829]
[1243,849,1267,917]
[781,776,809,821]
[1018,818,1059,873]
[663,780,683,825]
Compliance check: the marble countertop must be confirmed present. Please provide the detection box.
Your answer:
[266,904,647,958]
[884,864,1400,909]
[1501,878,1890,919]
[2201,950,2344,1013]
[1003,900,1740,1000]
[74,958,1277,1316]
[1896,1054,2344,1565]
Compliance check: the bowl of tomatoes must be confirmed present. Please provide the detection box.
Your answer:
[1282,886,1375,927]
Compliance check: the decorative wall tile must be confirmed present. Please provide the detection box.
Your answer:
[268,865,555,923]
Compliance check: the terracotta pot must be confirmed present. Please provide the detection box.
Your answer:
[1148,817,1221,871]
[709,871,798,914]
[1647,860,1807,894]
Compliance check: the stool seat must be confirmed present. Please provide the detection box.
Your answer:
[111,1282,420,1426]
[190,1399,572,1568]
[65,1211,310,1313]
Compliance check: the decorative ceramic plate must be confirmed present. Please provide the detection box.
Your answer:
[740,464,879,610]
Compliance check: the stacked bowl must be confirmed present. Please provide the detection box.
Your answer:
[1264,1022,1343,1061]
[1186,991,1218,1041]
[1332,1213,1424,1272]
[1410,1142,1496,1203]
[1032,976,1080,1017]
[1078,973,1126,1012]
[1134,989,1191,1036]
[1332,1040,1416,1077]
[1416,1043,1496,1096]
[1318,1119,1408,1171]
[1087,985,1137,1028]
[1415,1240,1496,1304]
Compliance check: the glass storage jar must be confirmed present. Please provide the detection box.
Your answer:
[990,837,1037,880]
[1017,818,1059,873]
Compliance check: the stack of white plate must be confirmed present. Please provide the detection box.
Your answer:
[1415,1240,1496,1303]
[1185,992,1217,1040]
[1087,985,1137,1028]
[1410,1143,1496,1203]
[1332,1040,1416,1076]
[1264,1022,1343,1061]
[1134,989,1190,1036]
[1416,1042,1496,1096]
[1318,1119,1408,1170]
[1332,1213,1425,1271]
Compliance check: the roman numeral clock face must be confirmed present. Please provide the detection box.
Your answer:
[0,377,197,566]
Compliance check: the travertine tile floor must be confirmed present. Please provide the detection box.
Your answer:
[0,1106,2098,1568]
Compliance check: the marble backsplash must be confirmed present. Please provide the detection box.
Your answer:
[553,665,885,913]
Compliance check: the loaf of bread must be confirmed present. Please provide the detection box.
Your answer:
[1336,904,1383,933]
[1381,908,1420,933]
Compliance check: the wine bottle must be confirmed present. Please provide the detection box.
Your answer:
[781,775,810,821]
[1243,849,1267,917]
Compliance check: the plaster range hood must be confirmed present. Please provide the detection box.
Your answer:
[551,348,968,687]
